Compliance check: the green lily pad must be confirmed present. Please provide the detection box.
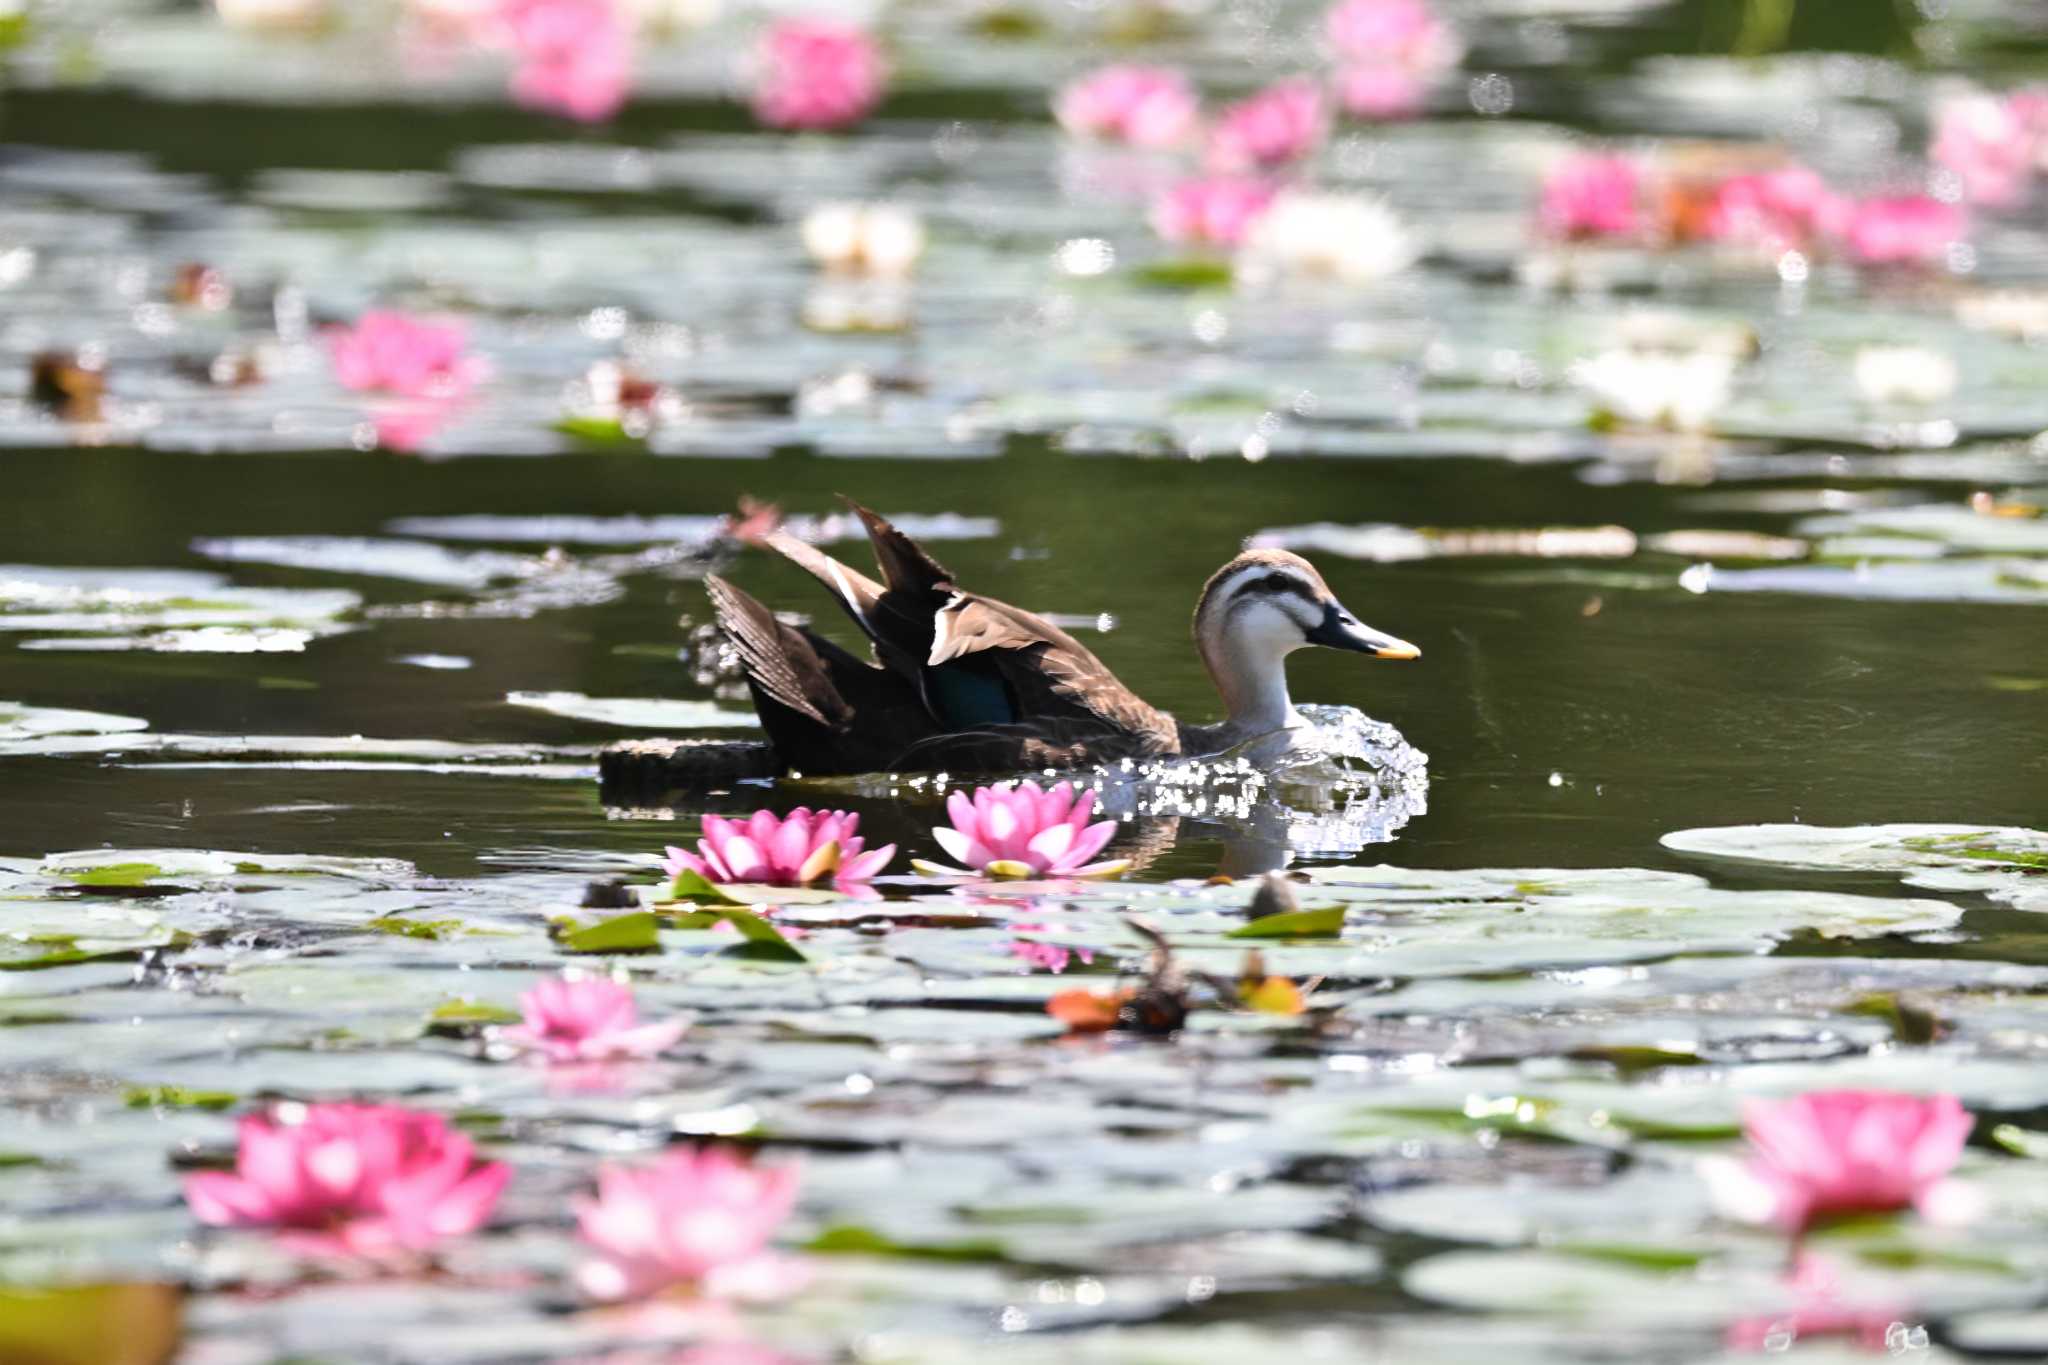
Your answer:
[805,1224,1008,1263]
[122,1086,236,1112]
[555,912,663,955]
[714,908,807,963]
[1226,907,1346,939]
[0,1282,182,1365]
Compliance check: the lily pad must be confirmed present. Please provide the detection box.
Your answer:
[505,691,757,730]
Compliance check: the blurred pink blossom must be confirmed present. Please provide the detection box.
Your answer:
[1841,195,1967,267]
[1932,93,2038,207]
[575,1146,804,1302]
[502,0,632,122]
[1703,164,1847,252]
[1207,78,1327,171]
[1334,65,1427,120]
[1725,1255,1906,1353]
[184,1103,508,1258]
[500,973,686,1063]
[1053,65,1200,148]
[329,311,483,399]
[1701,1091,1978,1235]
[1537,153,1643,240]
[662,808,894,887]
[1010,939,1095,974]
[1151,177,1278,247]
[370,400,460,454]
[751,20,885,131]
[920,780,1127,879]
[1325,0,1461,71]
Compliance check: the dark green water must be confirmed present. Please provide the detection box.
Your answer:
[2,443,2040,877]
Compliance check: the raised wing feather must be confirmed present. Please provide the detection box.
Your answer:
[928,594,1179,756]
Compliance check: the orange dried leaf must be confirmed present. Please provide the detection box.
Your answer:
[1047,989,1127,1033]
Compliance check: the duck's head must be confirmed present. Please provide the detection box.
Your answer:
[1193,549,1418,733]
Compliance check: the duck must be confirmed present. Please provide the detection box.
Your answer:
[703,500,1419,775]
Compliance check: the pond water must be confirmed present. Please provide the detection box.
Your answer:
[3,0,2048,1361]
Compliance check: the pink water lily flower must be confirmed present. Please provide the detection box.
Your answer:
[1326,0,1461,71]
[751,19,884,131]
[1701,1091,1979,1236]
[575,1146,804,1302]
[663,807,895,887]
[1841,194,1967,267]
[329,311,484,399]
[1010,938,1095,974]
[502,0,632,123]
[184,1103,508,1258]
[1725,1255,1904,1354]
[500,973,686,1063]
[1335,65,1427,120]
[1538,152,1643,240]
[1703,164,1847,253]
[1151,177,1278,248]
[1207,78,1327,171]
[1054,65,1200,148]
[914,780,1128,880]
[1932,92,2039,207]
[1326,0,1459,121]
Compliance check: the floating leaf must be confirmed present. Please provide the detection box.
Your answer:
[667,868,743,905]
[425,1000,521,1035]
[714,908,806,963]
[556,912,663,955]
[0,1283,181,1365]
[1132,259,1233,291]
[365,916,464,941]
[122,1086,236,1112]
[1226,907,1346,940]
[56,863,164,888]
[805,1223,1008,1263]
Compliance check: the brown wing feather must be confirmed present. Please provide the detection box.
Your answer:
[927,594,1180,756]
[704,575,850,728]
[705,575,944,774]
[846,499,954,596]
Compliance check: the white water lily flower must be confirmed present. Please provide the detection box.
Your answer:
[1612,309,1756,360]
[1237,192,1417,287]
[1955,289,2048,342]
[1853,345,1957,406]
[214,0,328,31]
[801,203,926,278]
[1574,348,1735,432]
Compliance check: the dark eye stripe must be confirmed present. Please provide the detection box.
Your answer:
[1233,572,1317,605]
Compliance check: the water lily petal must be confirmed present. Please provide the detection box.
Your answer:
[1058,818,1118,871]
[840,843,895,881]
[719,835,768,882]
[931,825,976,867]
[796,838,839,885]
[1025,821,1075,871]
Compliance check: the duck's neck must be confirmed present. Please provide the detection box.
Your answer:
[1199,632,1303,743]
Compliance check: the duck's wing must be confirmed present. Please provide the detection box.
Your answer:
[927,593,1181,756]
[846,499,953,597]
[705,576,940,774]
[751,503,1177,755]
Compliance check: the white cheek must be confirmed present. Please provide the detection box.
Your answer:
[1233,600,1310,657]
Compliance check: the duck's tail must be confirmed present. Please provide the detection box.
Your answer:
[705,575,853,732]
[704,574,940,774]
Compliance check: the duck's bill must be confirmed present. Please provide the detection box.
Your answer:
[1308,602,1421,659]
